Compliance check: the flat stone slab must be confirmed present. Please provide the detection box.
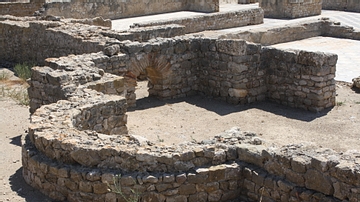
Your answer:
[271,36,360,82]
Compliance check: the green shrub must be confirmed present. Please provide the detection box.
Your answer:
[14,63,33,80]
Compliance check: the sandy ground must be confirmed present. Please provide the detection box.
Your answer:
[0,70,359,201]
[128,81,360,151]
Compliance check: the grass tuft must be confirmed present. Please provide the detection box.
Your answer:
[0,85,29,106]
[0,71,11,81]
[14,63,33,81]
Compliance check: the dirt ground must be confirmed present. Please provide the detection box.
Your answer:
[0,69,359,201]
[128,81,360,151]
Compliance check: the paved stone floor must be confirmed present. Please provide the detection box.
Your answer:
[111,4,360,82]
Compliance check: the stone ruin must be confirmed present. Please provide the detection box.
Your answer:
[0,0,360,202]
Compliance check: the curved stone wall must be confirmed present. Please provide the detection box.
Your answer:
[23,42,358,201]
[0,16,356,201]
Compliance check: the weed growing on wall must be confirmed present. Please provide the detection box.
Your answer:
[107,174,141,202]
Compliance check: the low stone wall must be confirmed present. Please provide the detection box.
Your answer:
[219,19,323,45]
[259,0,322,18]
[323,21,360,40]
[0,0,44,16]
[132,7,264,34]
[322,0,360,12]
[263,48,337,111]
[197,39,266,104]
[28,54,129,113]
[0,17,343,114]
[40,0,219,20]
[220,18,360,45]
[0,10,263,65]
[0,20,106,65]
[23,123,360,201]
[220,0,257,3]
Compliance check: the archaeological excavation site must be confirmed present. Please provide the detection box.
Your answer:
[1,0,360,201]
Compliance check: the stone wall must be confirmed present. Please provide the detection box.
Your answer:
[0,8,263,65]
[220,18,360,45]
[40,0,219,20]
[0,0,44,16]
[0,17,346,114]
[11,17,360,201]
[28,36,337,114]
[197,39,266,104]
[263,48,337,111]
[322,0,360,12]
[0,20,106,65]
[259,0,322,18]
[23,120,360,202]
[223,19,323,45]
[131,7,264,34]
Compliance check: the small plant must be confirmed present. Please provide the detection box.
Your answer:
[14,62,33,81]
[355,101,360,104]
[107,174,141,202]
[157,135,164,143]
[0,86,29,105]
[0,71,11,81]
[336,101,344,106]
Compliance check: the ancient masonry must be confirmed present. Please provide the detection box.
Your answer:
[0,0,360,201]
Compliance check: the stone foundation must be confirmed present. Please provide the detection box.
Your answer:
[322,0,360,12]
[128,7,264,34]
[23,124,360,202]
[0,14,358,201]
[259,0,322,18]
[0,0,44,16]
[39,0,219,20]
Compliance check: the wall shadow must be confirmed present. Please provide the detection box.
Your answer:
[9,168,53,202]
[10,135,21,147]
[128,94,331,122]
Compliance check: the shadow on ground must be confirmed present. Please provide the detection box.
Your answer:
[9,168,54,202]
[10,135,21,147]
[128,94,331,122]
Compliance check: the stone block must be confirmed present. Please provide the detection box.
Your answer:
[188,173,208,184]
[216,39,247,56]
[208,190,223,201]
[208,165,226,182]
[189,192,208,202]
[179,184,197,195]
[79,181,93,193]
[228,88,248,98]
[304,169,334,195]
[142,192,165,202]
[166,195,187,202]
